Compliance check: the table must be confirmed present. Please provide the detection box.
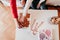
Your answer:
[15,10,59,40]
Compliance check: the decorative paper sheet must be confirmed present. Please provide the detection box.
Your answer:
[15,10,59,40]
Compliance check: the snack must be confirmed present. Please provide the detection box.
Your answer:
[50,17,60,24]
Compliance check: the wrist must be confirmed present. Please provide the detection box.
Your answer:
[23,10,27,16]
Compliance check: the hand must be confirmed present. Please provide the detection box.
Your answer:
[17,13,30,28]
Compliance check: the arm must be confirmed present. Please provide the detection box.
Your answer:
[10,0,18,18]
[10,0,20,27]
[37,0,45,8]
[23,0,33,16]
[10,0,30,28]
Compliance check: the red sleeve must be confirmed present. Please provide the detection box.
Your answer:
[10,0,18,18]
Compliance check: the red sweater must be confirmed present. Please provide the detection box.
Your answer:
[10,0,18,18]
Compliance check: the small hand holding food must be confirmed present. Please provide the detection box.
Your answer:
[18,13,30,29]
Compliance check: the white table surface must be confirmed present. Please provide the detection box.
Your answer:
[15,10,59,40]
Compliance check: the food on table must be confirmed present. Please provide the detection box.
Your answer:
[50,17,60,24]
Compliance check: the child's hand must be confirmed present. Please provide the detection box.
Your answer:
[17,13,30,28]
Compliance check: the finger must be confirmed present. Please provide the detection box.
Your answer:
[18,25,23,29]
[18,22,23,29]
